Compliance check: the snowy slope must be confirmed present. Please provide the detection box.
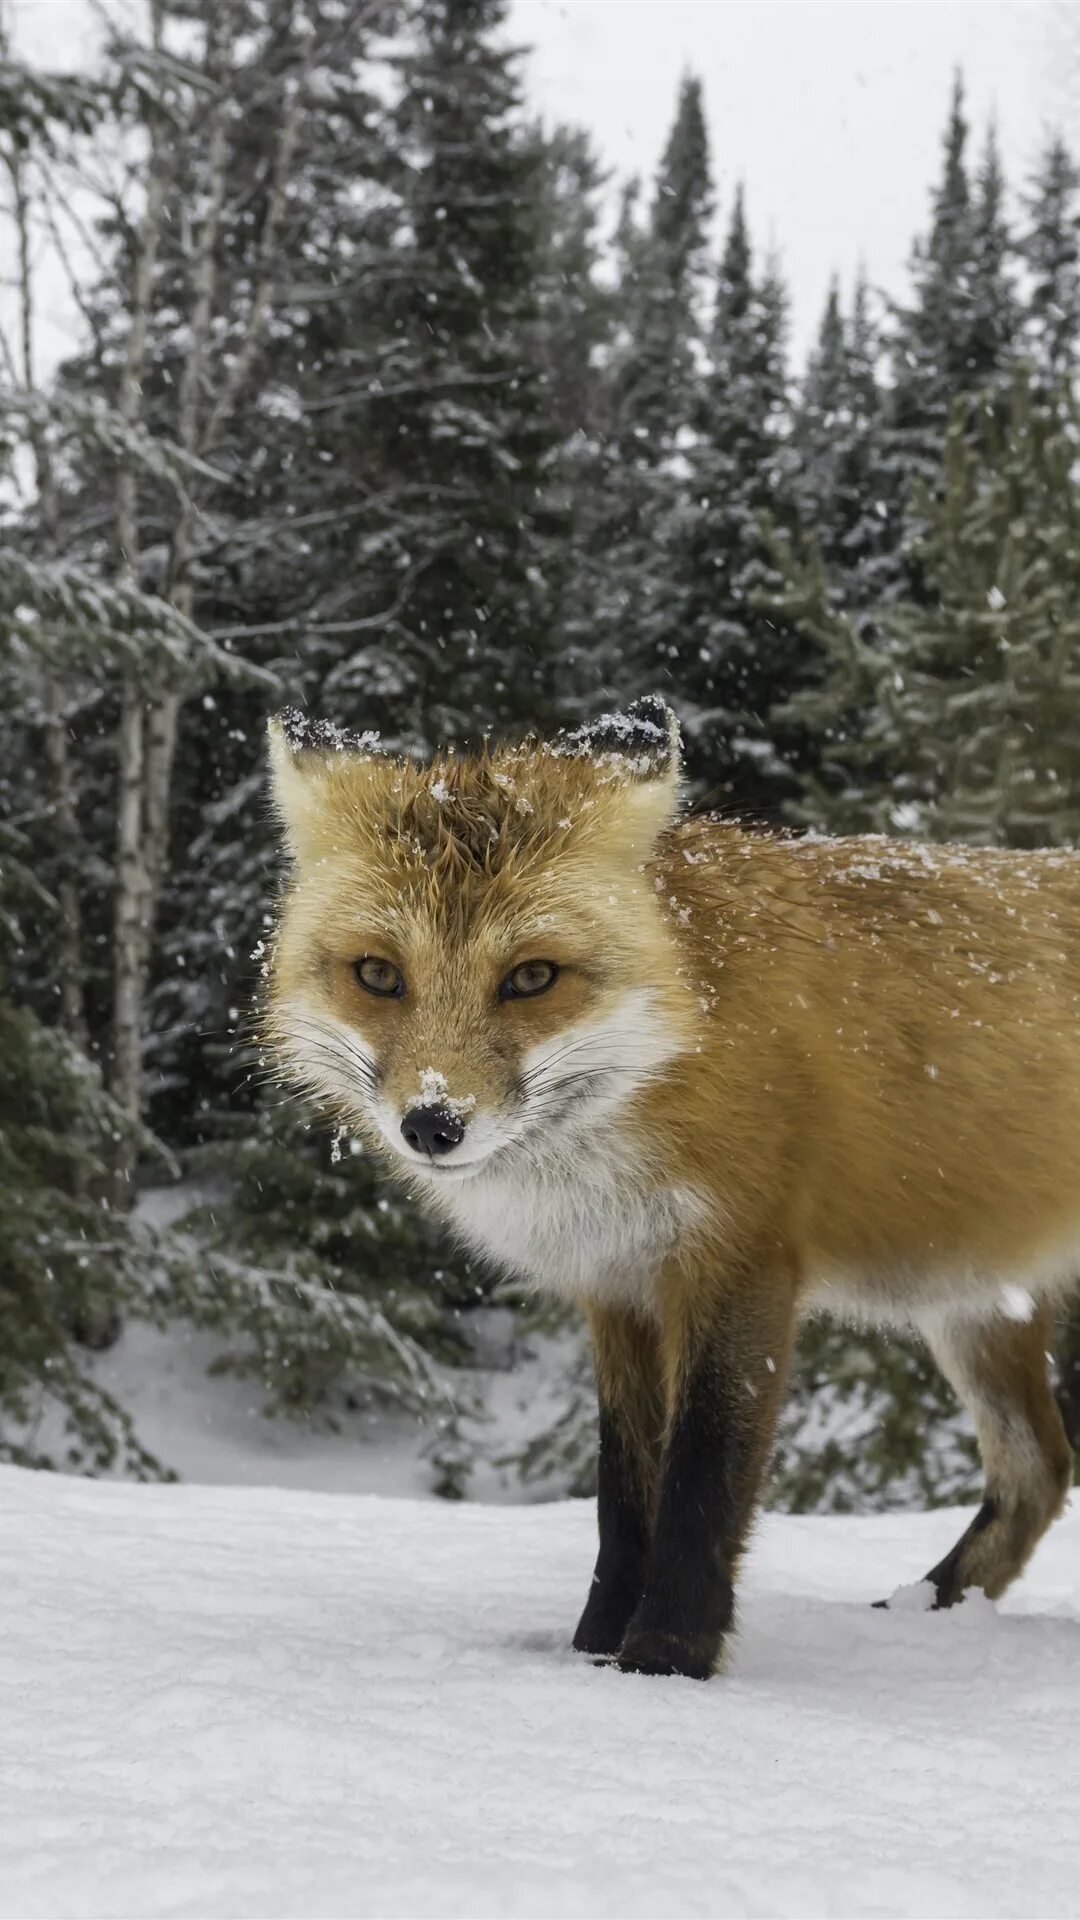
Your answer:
[3,1468,1078,1920]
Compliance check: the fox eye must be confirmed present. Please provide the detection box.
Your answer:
[355,956,404,997]
[500,959,558,1000]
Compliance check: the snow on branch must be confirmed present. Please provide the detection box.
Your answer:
[0,552,277,691]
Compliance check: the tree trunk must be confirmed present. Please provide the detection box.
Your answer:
[41,681,88,1050]
[110,0,309,1200]
[108,4,170,1197]
[6,139,88,1047]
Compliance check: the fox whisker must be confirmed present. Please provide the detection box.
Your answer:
[518,1032,620,1079]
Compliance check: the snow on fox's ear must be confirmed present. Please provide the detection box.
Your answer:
[554,694,682,838]
[266,708,381,855]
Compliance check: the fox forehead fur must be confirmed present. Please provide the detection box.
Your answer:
[265,697,1080,1326]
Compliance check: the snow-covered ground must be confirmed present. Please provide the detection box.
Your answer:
[3,1467,1078,1920]
[74,1312,578,1502]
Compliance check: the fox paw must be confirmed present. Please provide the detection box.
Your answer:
[616,1624,717,1681]
[573,1579,641,1658]
[573,1614,627,1658]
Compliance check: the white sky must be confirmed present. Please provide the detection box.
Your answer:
[514,1,1069,358]
[5,0,1072,373]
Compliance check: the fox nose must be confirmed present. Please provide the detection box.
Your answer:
[400,1104,465,1158]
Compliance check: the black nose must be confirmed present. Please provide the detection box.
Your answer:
[400,1104,465,1157]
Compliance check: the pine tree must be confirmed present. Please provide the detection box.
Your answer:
[873,371,1080,847]
[522,121,614,727]
[129,0,571,1473]
[610,72,712,453]
[968,124,1020,388]
[0,981,169,1473]
[559,75,713,723]
[531,123,612,449]
[639,191,803,813]
[1021,132,1080,381]
[773,1320,979,1515]
[793,270,887,588]
[776,86,1025,837]
[798,277,846,500]
[885,81,1021,591]
[2,2,455,1459]
[768,273,892,831]
[887,72,975,499]
[291,0,563,747]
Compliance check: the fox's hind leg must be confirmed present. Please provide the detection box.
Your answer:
[573,1303,665,1657]
[917,1305,1072,1607]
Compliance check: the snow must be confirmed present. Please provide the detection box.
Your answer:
[553,695,678,777]
[3,1468,1079,1919]
[70,1318,436,1497]
[416,1066,476,1118]
[59,1251,584,1506]
[278,707,382,756]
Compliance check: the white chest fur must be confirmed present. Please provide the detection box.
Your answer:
[434,1129,703,1309]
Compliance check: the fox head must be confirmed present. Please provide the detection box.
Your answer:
[263,697,692,1188]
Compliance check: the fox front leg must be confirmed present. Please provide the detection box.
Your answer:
[573,1304,664,1657]
[617,1258,795,1681]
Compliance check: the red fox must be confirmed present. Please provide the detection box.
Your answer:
[265,695,1076,1680]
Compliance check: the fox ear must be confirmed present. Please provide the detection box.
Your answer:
[555,694,681,778]
[554,694,682,837]
[266,709,381,855]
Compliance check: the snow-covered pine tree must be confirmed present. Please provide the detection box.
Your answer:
[529,121,615,722]
[775,86,1025,839]
[130,0,586,1469]
[0,28,113,1049]
[610,71,712,454]
[790,272,890,605]
[638,188,803,813]
[967,125,1021,392]
[873,369,1080,847]
[885,73,976,522]
[530,123,613,453]
[885,82,1021,588]
[559,74,713,722]
[293,0,562,745]
[1,3,451,1456]
[767,273,894,833]
[1021,131,1080,382]
[141,0,408,1132]
[15,0,315,1199]
[794,277,846,528]
[0,32,200,1458]
[0,975,169,1474]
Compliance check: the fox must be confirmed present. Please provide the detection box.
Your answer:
[263,693,1077,1680]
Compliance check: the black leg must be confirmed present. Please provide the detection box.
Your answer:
[573,1406,652,1655]
[573,1305,663,1658]
[618,1278,792,1680]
